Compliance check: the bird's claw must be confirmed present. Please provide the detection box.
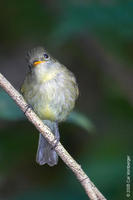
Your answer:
[51,137,60,149]
[24,104,33,114]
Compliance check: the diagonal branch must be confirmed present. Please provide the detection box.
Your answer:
[0,73,106,200]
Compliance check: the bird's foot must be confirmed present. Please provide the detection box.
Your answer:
[24,104,33,114]
[51,137,60,149]
[51,122,60,149]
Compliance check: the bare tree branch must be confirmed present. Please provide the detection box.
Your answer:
[0,73,106,200]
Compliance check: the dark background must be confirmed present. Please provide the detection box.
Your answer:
[0,1,133,199]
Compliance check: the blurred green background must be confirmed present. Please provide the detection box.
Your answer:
[0,0,133,199]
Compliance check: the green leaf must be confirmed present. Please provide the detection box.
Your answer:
[0,89,24,120]
[67,111,95,133]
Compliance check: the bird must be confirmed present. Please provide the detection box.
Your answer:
[21,47,79,166]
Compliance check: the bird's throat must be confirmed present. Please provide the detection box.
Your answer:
[34,65,59,83]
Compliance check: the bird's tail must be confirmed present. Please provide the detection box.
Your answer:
[36,120,60,166]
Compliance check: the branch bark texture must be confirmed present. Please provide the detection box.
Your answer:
[0,73,106,200]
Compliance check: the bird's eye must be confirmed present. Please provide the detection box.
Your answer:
[44,53,49,60]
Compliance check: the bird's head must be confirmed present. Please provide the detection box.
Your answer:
[26,47,55,69]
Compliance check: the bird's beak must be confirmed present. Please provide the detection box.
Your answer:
[33,60,45,67]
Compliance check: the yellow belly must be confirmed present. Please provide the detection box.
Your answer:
[39,105,56,121]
